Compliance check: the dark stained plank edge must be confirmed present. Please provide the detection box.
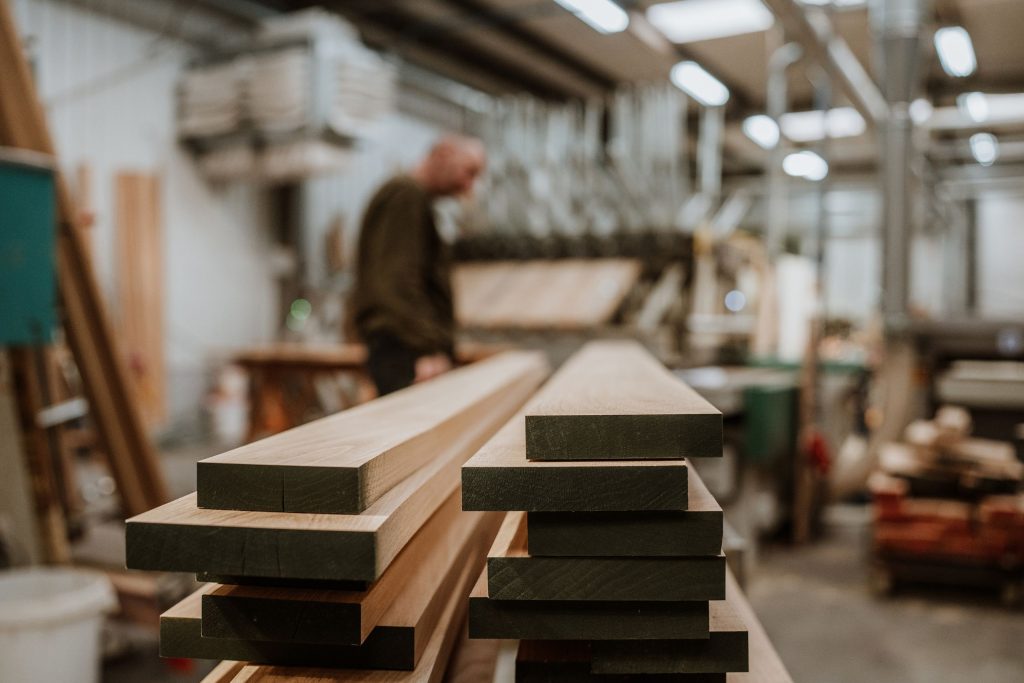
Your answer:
[526,413,723,461]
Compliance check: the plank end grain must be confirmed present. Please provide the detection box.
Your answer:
[523,341,722,461]
[197,462,361,514]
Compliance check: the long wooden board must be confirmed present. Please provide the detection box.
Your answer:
[200,494,495,645]
[526,467,722,557]
[462,415,688,513]
[198,351,547,513]
[514,642,726,683]
[590,589,748,675]
[0,0,167,517]
[214,541,475,683]
[487,513,724,602]
[161,509,497,669]
[127,382,521,582]
[468,567,709,641]
[525,341,721,461]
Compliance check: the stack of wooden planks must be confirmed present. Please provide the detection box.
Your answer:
[125,351,549,679]
[463,340,793,681]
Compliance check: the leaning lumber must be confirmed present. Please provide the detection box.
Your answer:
[198,351,547,513]
[199,495,496,646]
[526,467,722,557]
[485,513,724,602]
[524,341,721,461]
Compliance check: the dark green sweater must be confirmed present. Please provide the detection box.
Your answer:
[351,175,455,356]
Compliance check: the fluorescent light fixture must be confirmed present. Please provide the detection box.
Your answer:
[743,115,780,149]
[670,61,730,107]
[783,150,829,181]
[780,107,866,142]
[553,0,629,34]
[646,0,773,44]
[969,133,998,166]
[934,26,977,78]
[958,92,989,123]
[909,98,934,124]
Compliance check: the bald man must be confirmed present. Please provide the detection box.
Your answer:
[351,135,486,395]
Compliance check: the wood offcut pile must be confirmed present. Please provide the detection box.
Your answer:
[870,406,1024,598]
[462,340,793,682]
[125,351,549,680]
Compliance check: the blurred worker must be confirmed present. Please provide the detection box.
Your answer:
[350,135,486,395]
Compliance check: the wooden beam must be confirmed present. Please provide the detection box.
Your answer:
[160,500,499,669]
[0,0,167,516]
[525,340,721,461]
[213,543,475,682]
[514,642,727,683]
[485,512,724,602]
[462,416,689,513]
[127,369,528,582]
[468,566,709,641]
[525,467,722,558]
[199,496,498,646]
[197,351,547,514]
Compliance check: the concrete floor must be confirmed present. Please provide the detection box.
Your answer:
[747,509,1024,683]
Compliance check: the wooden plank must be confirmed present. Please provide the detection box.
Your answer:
[197,351,547,514]
[486,513,724,602]
[161,505,498,669]
[215,535,475,683]
[462,407,688,514]
[468,566,709,640]
[590,574,749,676]
[514,642,725,683]
[526,467,722,557]
[0,0,168,516]
[199,495,498,645]
[127,376,526,582]
[115,172,166,427]
[525,340,721,461]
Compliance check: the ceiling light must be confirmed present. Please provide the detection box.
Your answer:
[969,133,998,166]
[646,0,773,44]
[909,98,933,124]
[783,150,829,181]
[743,115,780,149]
[670,61,730,107]
[553,0,629,34]
[958,92,989,123]
[780,107,866,142]
[934,26,977,78]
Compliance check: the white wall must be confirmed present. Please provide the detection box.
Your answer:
[976,191,1024,318]
[12,0,279,433]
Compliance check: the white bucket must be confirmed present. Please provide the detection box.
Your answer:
[0,567,117,683]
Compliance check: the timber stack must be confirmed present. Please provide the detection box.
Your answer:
[463,340,792,682]
[124,350,549,681]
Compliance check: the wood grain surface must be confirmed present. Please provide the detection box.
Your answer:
[589,577,748,675]
[162,503,494,670]
[198,351,546,513]
[199,494,493,645]
[514,642,726,683]
[468,566,709,640]
[525,341,721,461]
[486,513,724,602]
[462,413,689,513]
[211,540,475,682]
[526,467,722,557]
[127,396,505,582]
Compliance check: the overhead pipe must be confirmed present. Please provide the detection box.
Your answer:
[871,0,931,330]
[761,0,888,127]
[765,40,803,258]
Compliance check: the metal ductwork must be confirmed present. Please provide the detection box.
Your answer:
[870,0,931,330]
